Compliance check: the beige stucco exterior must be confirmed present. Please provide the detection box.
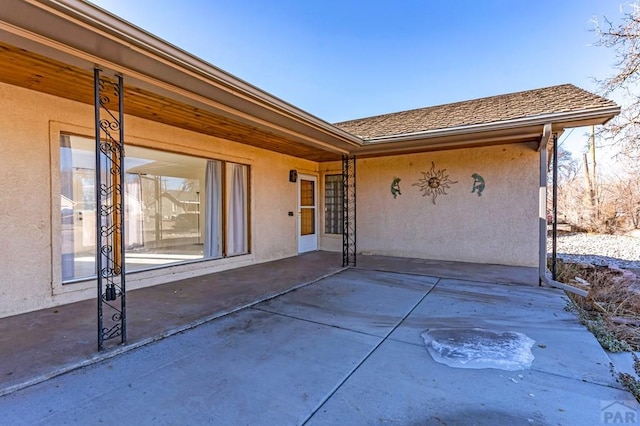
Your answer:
[0,77,553,320]
[0,0,622,319]
[354,145,540,267]
[0,80,544,319]
[0,82,320,318]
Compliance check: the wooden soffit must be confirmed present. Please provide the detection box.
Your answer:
[0,41,346,162]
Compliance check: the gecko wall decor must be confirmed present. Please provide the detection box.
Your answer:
[471,173,485,196]
[412,162,458,204]
[391,177,402,199]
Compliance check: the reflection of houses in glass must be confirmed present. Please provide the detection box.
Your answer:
[127,172,203,243]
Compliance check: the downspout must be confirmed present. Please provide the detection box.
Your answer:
[551,132,558,280]
[538,124,588,296]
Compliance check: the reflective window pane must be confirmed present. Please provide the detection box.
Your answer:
[60,135,220,281]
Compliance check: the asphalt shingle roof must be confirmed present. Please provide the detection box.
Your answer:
[334,84,617,140]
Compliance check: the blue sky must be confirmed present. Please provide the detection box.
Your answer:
[90,0,626,153]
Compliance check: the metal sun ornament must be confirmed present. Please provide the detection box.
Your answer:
[413,162,458,204]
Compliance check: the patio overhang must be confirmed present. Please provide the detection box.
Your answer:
[0,0,361,162]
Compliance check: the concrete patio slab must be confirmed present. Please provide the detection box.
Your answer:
[356,254,539,286]
[255,269,437,337]
[306,338,633,425]
[389,278,620,388]
[0,251,343,395]
[0,258,635,425]
[0,308,380,425]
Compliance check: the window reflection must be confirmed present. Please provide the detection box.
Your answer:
[60,135,237,282]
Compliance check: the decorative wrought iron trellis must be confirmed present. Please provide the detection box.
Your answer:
[342,154,356,267]
[94,68,126,350]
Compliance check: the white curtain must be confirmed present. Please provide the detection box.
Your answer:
[226,163,247,255]
[204,160,222,258]
[125,174,144,248]
[60,135,74,281]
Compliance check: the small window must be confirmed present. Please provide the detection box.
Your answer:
[324,174,343,234]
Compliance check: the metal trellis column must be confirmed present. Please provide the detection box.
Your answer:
[94,68,126,350]
[342,154,356,267]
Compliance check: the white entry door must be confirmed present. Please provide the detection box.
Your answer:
[298,175,318,253]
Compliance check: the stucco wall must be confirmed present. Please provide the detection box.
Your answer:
[0,81,542,318]
[355,146,540,267]
[0,82,317,318]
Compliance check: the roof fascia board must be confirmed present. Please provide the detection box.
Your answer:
[355,131,542,157]
[355,129,563,156]
[362,106,621,145]
[19,0,362,147]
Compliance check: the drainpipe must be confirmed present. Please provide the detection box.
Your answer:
[538,124,588,296]
[552,132,558,280]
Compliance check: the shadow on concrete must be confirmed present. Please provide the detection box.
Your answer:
[0,251,343,395]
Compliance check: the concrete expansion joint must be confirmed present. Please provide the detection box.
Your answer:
[300,282,438,425]
[0,267,349,398]
[251,306,384,339]
[528,366,627,392]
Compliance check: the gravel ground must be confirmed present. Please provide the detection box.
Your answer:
[548,232,640,269]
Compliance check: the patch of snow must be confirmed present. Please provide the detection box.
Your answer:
[421,328,535,371]
[548,233,640,269]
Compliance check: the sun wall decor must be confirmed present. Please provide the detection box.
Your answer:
[413,162,458,204]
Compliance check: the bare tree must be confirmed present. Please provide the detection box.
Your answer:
[555,143,640,232]
[557,146,579,184]
[593,3,640,160]
[557,176,584,226]
[615,178,640,228]
[552,145,582,225]
[609,160,640,229]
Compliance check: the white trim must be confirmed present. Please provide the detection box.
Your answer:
[297,174,318,253]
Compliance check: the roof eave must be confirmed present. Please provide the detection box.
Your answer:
[361,106,621,145]
[4,0,362,151]
[352,106,620,157]
[55,0,363,146]
[0,1,622,160]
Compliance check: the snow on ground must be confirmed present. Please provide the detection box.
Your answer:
[548,232,640,269]
[421,328,535,371]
